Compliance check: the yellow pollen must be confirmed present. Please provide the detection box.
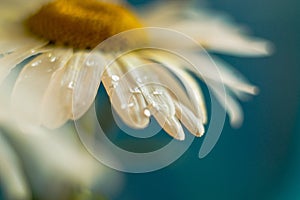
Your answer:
[26,0,143,49]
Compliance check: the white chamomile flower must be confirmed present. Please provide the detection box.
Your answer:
[0,0,271,141]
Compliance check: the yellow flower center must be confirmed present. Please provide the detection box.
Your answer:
[26,0,143,49]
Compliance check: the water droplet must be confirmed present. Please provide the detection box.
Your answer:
[136,77,143,83]
[150,102,162,111]
[49,56,57,62]
[130,87,141,94]
[143,109,151,117]
[111,75,120,82]
[153,90,163,95]
[86,59,95,67]
[68,81,75,89]
[31,60,42,67]
[109,82,118,89]
[128,102,134,108]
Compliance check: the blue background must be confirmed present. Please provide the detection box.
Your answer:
[113,0,300,199]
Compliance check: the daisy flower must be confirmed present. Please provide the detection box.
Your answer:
[0,0,272,140]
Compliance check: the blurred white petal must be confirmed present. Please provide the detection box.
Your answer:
[142,2,273,56]
[0,41,47,84]
[0,133,31,200]
[11,48,73,128]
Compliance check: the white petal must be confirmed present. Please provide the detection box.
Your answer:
[0,0,51,20]
[142,49,247,127]
[0,132,31,200]
[41,52,88,129]
[149,50,258,95]
[209,82,244,127]
[0,41,47,84]
[172,21,273,56]
[5,124,109,189]
[175,101,205,137]
[102,59,150,129]
[211,56,259,95]
[142,50,208,123]
[118,54,186,140]
[142,3,272,56]
[11,48,73,127]
[72,52,105,119]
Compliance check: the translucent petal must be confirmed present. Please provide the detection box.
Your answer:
[146,50,257,95]
[0,41,47,84]
[41,52,86,128]
[102,57,150,129]
[142,3,272,56]
[11,48,73,127]
[172,21,272,56]
[209,82,244,127]
[142,50,207,122]
[118,54,186,140]
[72,52,105,119]
[0,41,21,55]
[6,124,107,188]
[210,55,259,95]
[0,0,50,20]
[156,114,185,141]
[143,49,245,127]
[175,101,205,137]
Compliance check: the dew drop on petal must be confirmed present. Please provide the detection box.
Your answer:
[86,59,95,67]
[153,90,163,95]
[143,109,151,117]
[68,81,75,89]
[130,87,141,94]
[49,56,57,62]
[111,75,120,82]
[128,102,135,108]
[31,60,42,67]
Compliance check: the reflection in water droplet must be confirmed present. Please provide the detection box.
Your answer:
[143,109,151,117]
[86,59,95,67]
[130,87,141,94]
[153,90,163,95]
[31,60,42,67]
[128,102,134,108]
[50,56,57,62]
[136,77,143,83]
[68,81,75,89]
[111,75,120,82]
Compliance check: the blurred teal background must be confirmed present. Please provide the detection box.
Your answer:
[111,0,300,199]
